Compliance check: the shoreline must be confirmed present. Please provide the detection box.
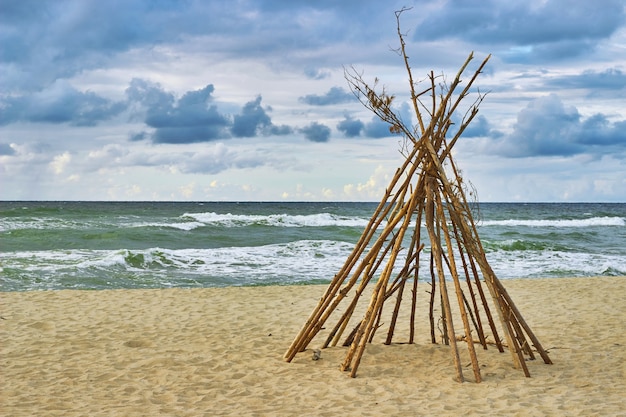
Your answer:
[3,273,624,293]
[2,276,625,416]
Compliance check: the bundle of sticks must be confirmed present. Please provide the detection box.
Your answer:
[284,9,552,382]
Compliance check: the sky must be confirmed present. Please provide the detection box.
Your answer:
[1,0,625,202]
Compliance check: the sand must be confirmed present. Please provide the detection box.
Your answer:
[1,276,625,416]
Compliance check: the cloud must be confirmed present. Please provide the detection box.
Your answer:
[337,101,413,139]
[266,124,294,136]
[231,96,293,137]
[86,144,129,170]
[50,152,72,174]
[576,115,626,147]
[491,94,583,157]
[343,165,391,200]
[231,96,271,137]
[81,141,280,176]
[125,78,175,113]
[300,122,331,142]
[522,40,597,63]
[129,131,148,142]
[1,1,257,92]
[126,79,230,143]
[153,99,229,143]
[299,87,355,105]
[126,80,295,143]
[337,115,364,137]
[486,94,626,157]
[178,144,269,174]
[363,116,395,138]
[413,0,626,61]
[546,68,626,90]
[122,143,279,175]
[0,1,401,93]
[450,114,503,139]
[304,68,331,80]
[0,80,126,126]
[0,143,16,155]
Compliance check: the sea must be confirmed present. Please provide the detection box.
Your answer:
[1,201,624,292]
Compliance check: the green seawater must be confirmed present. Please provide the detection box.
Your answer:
[1,201,624,291]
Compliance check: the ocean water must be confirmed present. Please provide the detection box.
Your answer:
[1,201,624,291]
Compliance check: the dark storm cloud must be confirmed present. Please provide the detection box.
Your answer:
[3,0,623,100]
[0,0,402,93]
[336,102,414,139]
[126,80,230,144]
[413,0,626,62]
[576,115,626,147]
[129,131,148,142]
[232,96,271,137]
[0,80,126,126]
[1,1,172,91]
[126,79,292,143]
[439,109,505,140]
[4,1,302,91]
[337,115,364,137]
[299,87,355,106]
[488,94,626,157]
[0,74,298,144]
[363,117,394,139]
[300,122,331,142]
[546,69,626,90]
[304,68,331,80]
[125,78,175,115]
[231,96,293,138]
[266,124,293,136]
[458,115,500,138]
[340,101,413,139]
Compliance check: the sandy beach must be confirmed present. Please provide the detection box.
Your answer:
[2,276,625,416]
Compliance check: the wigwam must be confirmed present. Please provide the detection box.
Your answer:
[284,9,552,382]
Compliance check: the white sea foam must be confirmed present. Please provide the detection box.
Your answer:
[181,212,369,228]
[0,240,353,280]
[0,217,86,232]
[485,249,626,278]
[4,239,625,292]
[128,221,206,231]
[480,216,625,227]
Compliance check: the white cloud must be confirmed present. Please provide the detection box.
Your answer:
[343,165,392,200]
[50,152,72,175]
[179,182,196,198]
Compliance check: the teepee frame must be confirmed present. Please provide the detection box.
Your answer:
[284,9,552,382]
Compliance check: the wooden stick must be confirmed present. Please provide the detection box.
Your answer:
[425,178,464,382]
[437,197,482,382]
[491,278,553,364]
[429,252,437,344]
[451,221,488,349]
